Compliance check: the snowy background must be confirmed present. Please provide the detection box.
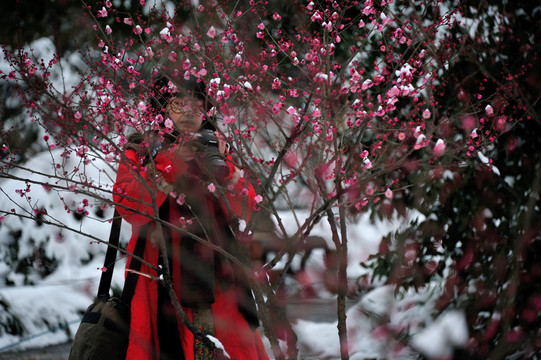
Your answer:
[0,149,468,359]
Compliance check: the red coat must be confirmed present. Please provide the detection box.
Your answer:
[113,146,269,360]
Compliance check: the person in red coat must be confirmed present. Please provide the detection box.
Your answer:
[113,76,269,360]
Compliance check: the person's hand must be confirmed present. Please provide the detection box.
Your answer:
[214,131,228,154]
[174,139,197,162]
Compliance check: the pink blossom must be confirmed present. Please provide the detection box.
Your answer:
[398,132,406,141]
[207,26,217,38]
[176,194,186,205]
[485,105,494,116]
[257,23,265,30]
[164,119,174,129]
[272,13,281,20]
[97,7,108,18]
[208,183,216,193]
[414,134,428,150]
[254,195,263,203]
[461,115,477,132]
[101,267,108,272]
[362,79,373,90]
[105,25,112,35]
[433,139,446,156]
[385,189,393,199]
[365,185,375,196]
[284,151,298,168]
[197,5,204,12]
[326,129,333,141]
[422,109,431,119]
[286,106,297,115]
[312,109,321,118]
[223,115,237,124]
[123,18,132,25]
[311,11,322,22]
[387,86,400,97]
[413,126,422,138]
[363,157,373,169]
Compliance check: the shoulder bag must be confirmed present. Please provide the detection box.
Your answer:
[69,210,146,360]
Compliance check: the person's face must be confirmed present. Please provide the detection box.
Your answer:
[166,96,205,132]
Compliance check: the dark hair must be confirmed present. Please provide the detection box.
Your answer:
[150,74,215,131]
[150,75,211,111]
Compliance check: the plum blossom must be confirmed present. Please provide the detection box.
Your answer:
[311,11,323,22]
[385,189,393,199]
[105,25,112,35]
[365,185,375,196]
[485,105,494,116]
[286,106,297,115]
[137,102,147,112]
[208,183,216,193]
[207,26,217,38]
[362,79,373,90]
[413,126,423,139]
[223,115,237,125]
[422,109,431,119]
[254,195,263,203]
[164,119,174,129]
[363,157,373,169]
[414,134,428,150]
[433,139,446,156]
[97,7,108,18]
[176,194,186,205]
